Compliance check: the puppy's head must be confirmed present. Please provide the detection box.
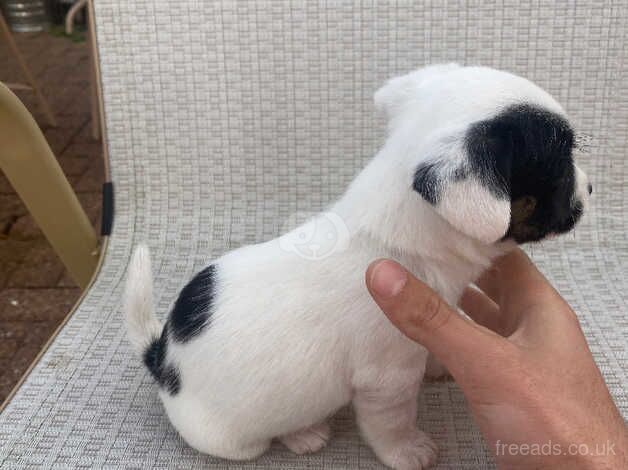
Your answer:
[375,64,590,245]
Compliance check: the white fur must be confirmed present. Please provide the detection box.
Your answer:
[574,165,590,209]
[125,65,589,469]
[124,244,161,352]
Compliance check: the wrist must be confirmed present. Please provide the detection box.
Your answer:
[497,452,614,470]
[547,405,628,470]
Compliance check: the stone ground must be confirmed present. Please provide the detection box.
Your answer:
[0,30,104,403]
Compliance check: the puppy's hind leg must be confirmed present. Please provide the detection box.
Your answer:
[166,403,271,460]
[186,434,271,461]
[222,440,272,461]
[279,421,331,455]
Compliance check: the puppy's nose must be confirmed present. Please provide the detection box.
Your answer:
[587,183,593,195]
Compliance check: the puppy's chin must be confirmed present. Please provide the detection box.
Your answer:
[505,203,584,244]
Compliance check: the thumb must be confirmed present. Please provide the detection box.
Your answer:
[365,259,503,374]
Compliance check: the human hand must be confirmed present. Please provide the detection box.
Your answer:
[365,249,627,469]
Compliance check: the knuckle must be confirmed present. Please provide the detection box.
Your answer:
[414,292,451,331]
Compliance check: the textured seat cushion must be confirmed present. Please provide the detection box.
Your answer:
[1,1,626,468]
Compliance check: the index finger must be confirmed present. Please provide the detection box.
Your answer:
[366,259,506,375]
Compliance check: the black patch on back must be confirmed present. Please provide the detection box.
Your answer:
[169,264,216,343]
[413,163,442,205]
[143,326,181,395]
[464,104,579,243]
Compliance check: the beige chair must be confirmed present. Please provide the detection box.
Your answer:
[1,1,626,468]
[0,82,99,288]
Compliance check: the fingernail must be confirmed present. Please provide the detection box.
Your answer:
[369,260,407,299]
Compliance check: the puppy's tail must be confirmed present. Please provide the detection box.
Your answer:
[124,244,163,353]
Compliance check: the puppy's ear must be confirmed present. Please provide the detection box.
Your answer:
[413,130,513,244]
[374,63,461,123]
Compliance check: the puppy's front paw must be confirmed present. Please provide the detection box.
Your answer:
[378,430,438,470]
[279,421,331,455]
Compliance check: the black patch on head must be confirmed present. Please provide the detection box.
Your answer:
[413,163,442,205]
[169,264,216,343]
[465,117,515,199]
[143,326,181,395]
[464,104,581,243]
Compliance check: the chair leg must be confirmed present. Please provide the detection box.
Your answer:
[65,0,88,35]
[0,83,99,289]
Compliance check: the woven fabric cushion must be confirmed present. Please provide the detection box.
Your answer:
[1,1,626,468]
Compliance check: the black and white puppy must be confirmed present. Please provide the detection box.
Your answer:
[125,64,590,469]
